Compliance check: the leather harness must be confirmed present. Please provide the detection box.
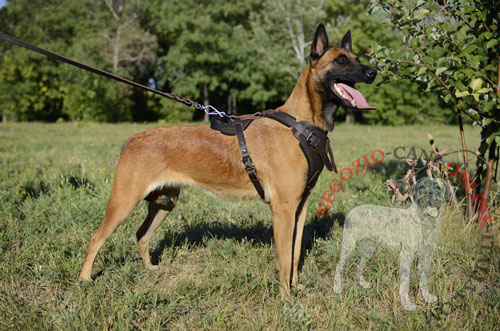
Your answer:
[210,111,337,203]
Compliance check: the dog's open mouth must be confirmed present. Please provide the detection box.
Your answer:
[331,81,376,110]
[425,206,440,217]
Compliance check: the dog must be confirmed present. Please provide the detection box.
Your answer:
[79,24,377,296]
[333,177,451,310]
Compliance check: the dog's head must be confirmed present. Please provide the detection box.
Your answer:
[412,177,451,218]
[309,24,377,131]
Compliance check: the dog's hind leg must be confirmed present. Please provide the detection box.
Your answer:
[79,181,144,281]
[137,187,180,270]
[333,228,356,293]
[357,239,377,289]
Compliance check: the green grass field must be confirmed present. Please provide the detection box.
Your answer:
[0,122,498,330]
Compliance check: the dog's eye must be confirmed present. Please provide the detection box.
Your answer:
[335,55,348,65]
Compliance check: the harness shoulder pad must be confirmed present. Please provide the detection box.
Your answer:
[210,116,254,136]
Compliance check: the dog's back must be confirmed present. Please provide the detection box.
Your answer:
[344,204,418,251]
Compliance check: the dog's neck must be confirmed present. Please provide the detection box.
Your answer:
[277,67,329,132]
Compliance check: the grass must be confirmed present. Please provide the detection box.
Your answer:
[0,121,498,330]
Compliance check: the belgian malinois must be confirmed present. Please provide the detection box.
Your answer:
[79,24,377,296]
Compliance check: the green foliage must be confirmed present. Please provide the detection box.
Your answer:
[0,0,83,121]
[0,0,156,122]
[0,0,471,123]
[248,0,330,106]
[367,0,499,131]
[0,48,64,121]
[145,0,263,117]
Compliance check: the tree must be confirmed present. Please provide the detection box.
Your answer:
[0,0,158,122]
[0,0,84,121]
[145,0,262,121]
[247,0,337,109]
[62,0,157,121]
[367,0,499,220]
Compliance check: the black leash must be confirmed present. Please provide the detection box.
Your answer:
[0,33,225,116]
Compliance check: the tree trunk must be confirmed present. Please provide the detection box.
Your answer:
[345,109,355,123]
[481,141,496,220]
[473,127,489,201]
[2,113,6,123]
[227,95,232,115]
[457,105,474,222]
[203,83,209,122]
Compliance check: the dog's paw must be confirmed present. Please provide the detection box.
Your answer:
[333,285,343,293]
[145,264,160,271]
[333,279,344,293]
[359,279,372,289]
[422,291,438,304]
[400,296,417,311]
[78,271,93,282]
[79,275,92,282]
[403,302,417,311]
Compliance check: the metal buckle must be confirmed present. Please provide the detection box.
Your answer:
[305,130,321,147]
[243,156,255,171]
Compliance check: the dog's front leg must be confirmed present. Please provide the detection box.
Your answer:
[271,202,297,298]
[291,196,310,286]
[399,248,417,311]
[418,245,438,304]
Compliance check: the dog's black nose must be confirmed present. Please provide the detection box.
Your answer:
[366,69,377,79]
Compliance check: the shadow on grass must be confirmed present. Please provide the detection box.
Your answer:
[366,159,408,180]
[20,174,94,201]
[20,181,50,201]
[150,212,345,267]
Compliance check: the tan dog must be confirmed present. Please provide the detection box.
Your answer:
[79,24,377,296]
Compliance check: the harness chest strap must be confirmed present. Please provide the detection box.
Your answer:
[211,111,337,203]
[233,121,267,201]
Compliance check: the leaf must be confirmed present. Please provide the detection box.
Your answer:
[396,192,409,202]
[486,39,497,49]
[414,9,429,19]
[470,78,483,91]
[435,67,447,76]
[386,179,396,191]
[455,90,470,97]
[476,87,491,94]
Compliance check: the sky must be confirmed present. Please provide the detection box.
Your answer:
[0,0,6,8]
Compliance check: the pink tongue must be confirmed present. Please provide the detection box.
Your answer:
[338,83,376,110]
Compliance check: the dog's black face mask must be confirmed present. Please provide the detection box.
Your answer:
[310,25,377,131]
[412,177,451,216]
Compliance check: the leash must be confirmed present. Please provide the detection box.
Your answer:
[0,33,228,118]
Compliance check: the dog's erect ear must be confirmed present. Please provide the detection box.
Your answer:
[340,30,352,52]
[310,23,329,63]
